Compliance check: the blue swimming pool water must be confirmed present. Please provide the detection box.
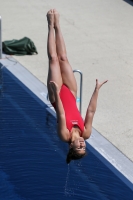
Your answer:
[0,63,133,200]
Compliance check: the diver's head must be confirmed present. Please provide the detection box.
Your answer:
[70,137,86,153]
[66,137,86,164]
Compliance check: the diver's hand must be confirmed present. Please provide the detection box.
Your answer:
[95,79,108,90]
[49,81,60,94]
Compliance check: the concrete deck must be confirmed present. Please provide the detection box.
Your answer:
[1,0,133,161]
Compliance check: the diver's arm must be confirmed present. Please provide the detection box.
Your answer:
[82,79,108,139]
[49,81,69,141]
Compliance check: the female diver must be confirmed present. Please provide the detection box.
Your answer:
[46,9,108,164]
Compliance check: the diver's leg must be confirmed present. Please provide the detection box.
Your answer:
[54,9,77,98]
[47,9,63,103]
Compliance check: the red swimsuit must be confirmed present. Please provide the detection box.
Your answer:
[52,84,84,134]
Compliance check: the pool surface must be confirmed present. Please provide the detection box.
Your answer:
[0,59,133,200]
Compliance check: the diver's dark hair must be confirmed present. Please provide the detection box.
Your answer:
[66,148,86,164]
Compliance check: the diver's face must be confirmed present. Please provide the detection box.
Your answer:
[71,137,86,155]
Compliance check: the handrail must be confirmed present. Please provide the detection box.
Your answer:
[0,16,2,59]
[73,70,83,114]
[47,69,83,114]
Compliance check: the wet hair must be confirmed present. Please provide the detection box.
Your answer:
[66,148,86,164]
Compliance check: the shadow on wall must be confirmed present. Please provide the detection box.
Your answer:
[123,0,133,6]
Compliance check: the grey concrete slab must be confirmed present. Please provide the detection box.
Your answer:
[1,0,133,161]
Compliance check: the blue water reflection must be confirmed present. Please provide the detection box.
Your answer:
[0,63,133,200]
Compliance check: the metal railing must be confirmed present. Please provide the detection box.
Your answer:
[47,69,83,114]
[73,70,83,114]
[0,16,2,59]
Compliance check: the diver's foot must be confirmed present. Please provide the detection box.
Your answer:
[53,9,60,28]
[47,9,54,27]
